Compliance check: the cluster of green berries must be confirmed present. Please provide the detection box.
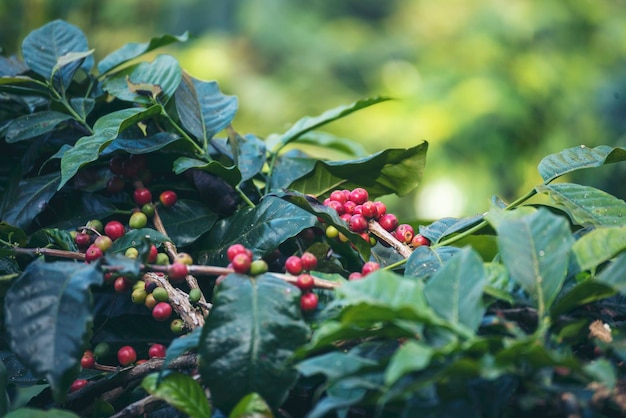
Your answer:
[322,187,431,248]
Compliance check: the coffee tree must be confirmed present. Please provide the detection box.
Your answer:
[1,20,626,418]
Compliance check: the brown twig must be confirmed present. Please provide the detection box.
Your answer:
[11,246,86,261]
[144,272,206,329]
[368,220,413,258]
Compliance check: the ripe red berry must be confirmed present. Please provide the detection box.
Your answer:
[232,252,252,274]
[349,188,368,205]
[133,188,152,206]
[300,292,319,312]
[159,190,177,207]
[329,190,348,204]
[75,232,91,248]
[341,189,352,201]
[106,176,126,193]
[152,302,173,321]
[340,213,352,223]
[285,255,303,275]
[349,214,369,233]
[361,201,378,219]
[374,201,386,218]
[104,220,125,241]
[394,224,414,244]
[411,234,431,248]
[147,245,158,263]
[117,345,137,366]
[378,214,399,232]
[361,261,380,276]
[168,262,188,282]
[325,200,344,215]
[227,244,247,262]
[300,252,318,271]
[85,245,103,263]
[295,274,315,292]
[343,200,357,215]
[114,276,131,293]
[349,272,363,281]
[69,379,88,393]
[148,343,167,359]
[81,351,95,369]
[352,205,363,215]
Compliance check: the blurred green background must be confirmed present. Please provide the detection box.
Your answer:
[2,0,625,220]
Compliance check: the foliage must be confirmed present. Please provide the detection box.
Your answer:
[0,20,626,418]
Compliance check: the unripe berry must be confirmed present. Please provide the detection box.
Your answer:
[125,247,139,259]
[131,288,147,304]
[175,252,193,265]
[93,235,113,252]
[325,225,339,239]
[152,287,169,302]
[129,211,148,229]
[142,202,156,218]
[86,219,103,233]
[188,288,202,303]
[170,319,184,335]
[249,259,269,276]
[156,252,169,265]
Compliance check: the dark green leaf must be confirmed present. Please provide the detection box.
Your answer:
[28,228,78,252]
[157,199,219,247]
[572,226,626,272]
[21,20,92,88]
[419,214,484,244]
[97,31,189,75]
[162,328,201,370]
[583,358,616,390]
[0,55,28,75]
[536,183,626,227]
[0,359,8,416]
[0,222,28,247]
[227,131,266,182]
[384,340,434,386]
[487,207,574,313]
[268,153,316,191]
[198,273,309,412]
[550,280,616,317]
[51,50,94,85]
[424,247,486,332]
[110,228,172,253]
[172,157,241,187]
[297,351,378,383]
[5,408,80,418]
[286,142,428,198]
[495,337,579,369]
[596,252,626,294]
[296,131,368,157]
[268,97,390,151]
[59,106,161,189]
[538,145,626,184]
[175,72,238,141]
[143,372,211,418]
[4,259,102,401]
[196,196,317,266]
[69,98,95,120]
[103,132,182,155]
[229,393,274,418]
[2,173,60,230]
[52,193,118,230]
[404,245,460,280]
[5,111,72,143]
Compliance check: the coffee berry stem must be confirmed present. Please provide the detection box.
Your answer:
[368,220,412,258]
[11,246,86,261]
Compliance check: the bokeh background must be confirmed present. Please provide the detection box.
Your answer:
[2,0,625,220]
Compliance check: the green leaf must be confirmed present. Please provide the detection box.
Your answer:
[59,106,161,190]
[536,183,626,227]
[486,207,574,313]
[69,98,95,120]
[103,132,182,154]
[571,226,626,272]
[584,358,616,391]
[268,97,390,151]
[97,31,189,75]
[229,393,274,418]
[295,131,368,157]
[142,372,211,418]
[4,259,102,401]
[285,142,428,198]
[418,215,484,244]
[198,273,309,412]
[5,111,72,143]
[172,157,241,187]
[596,252,626,294]
[162,328,202,370]
[196,196,317,266]
[175,72,238,141]
[405,245,461,280]
[102,55,181,104]
[0,222,28,247]
[4,408,81,418]
[537,145,626,184]
[424,247,486,332]
[157,199,219,247]
[110,228,172,253]
[227,131,266,182]
[2,173,60,230]
[550,280,616,317]
[51,193,117,230]
[296,351,379,383]
[268,152,316,191]
[21,20,92,88]
[384,340,434,386]
[51,50,94,83]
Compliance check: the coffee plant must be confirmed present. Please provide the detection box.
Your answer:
[1,20,626,418]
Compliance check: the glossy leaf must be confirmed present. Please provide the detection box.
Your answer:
[196,196,317,266]
[2,173,60,230]
[110,228,171,253]
[51,50,94,84]
[571,226,626,272]
[296,351,379,383]
[596,252,626,294]
[69,98,95,120]
[268,152,316,191]
[424,247,486,332]
[5,111,72,143]
[227,130,267,182]
[538,145,626,184]
[384,340,434,386]
[550,280,616,317]
[418,214,484,244]
[97,31,189,74]
[268,97,390,151]
[175,72,238,141]
[21,20,92,88]
[51,192,117,230]
[536,183,626,228]
[285,142,428,198]
[162,328,201,370]
[198,273,309,412]
[102,132,182,155]
[143,372,211,418]
[487,207,574,313]
[157,199,219,247]
[59,106,161,189]
[229,393,274,418]
[4,259,102,401]
[404,245,461,280]
[172,156,241,187]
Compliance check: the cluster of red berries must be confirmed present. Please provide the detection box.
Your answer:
[322,187,431,248]
[285,252,319,312]
[226,244,269,275]
[106,153,151,193]
[348,260,381,281]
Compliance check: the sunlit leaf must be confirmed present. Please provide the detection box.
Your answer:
[571,226,626,272]
[5,111,72,143]
[172,156,241,187]
[143,372,211,418]
[404,245,461,280]
[538,145,626,184]
[384,340,434,386]
[229,393,274,418]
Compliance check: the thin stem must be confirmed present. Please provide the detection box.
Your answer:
[49,86,94,134]
[265,152,278,195]
[158,107,204,155]
[236,185,256,208]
